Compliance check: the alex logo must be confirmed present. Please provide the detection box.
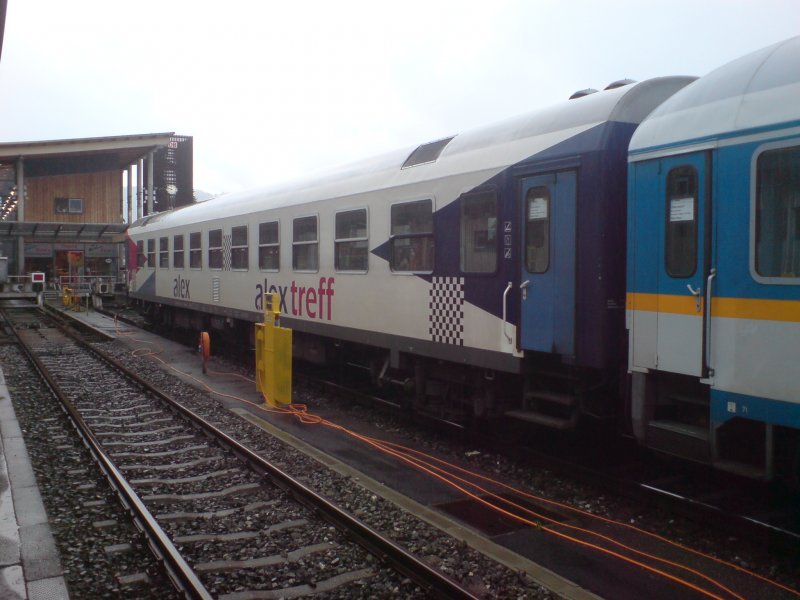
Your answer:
[255,277,334,320]
[173,275,191,299]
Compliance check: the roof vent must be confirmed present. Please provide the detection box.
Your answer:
[604,79,636,90]
[402,136,455,168]
[569,88,598,100]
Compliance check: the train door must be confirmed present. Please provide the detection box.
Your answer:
[652,153,712,377]
[519,171,576,355]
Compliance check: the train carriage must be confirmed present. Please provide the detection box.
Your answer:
[128,77,691,427]
[627,36,800,481]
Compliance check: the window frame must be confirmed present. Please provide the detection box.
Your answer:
[334,207,369,273]
[292,214,319,272]
[664,165,699,279]
[146,238,156,269]
[173,234,185,269]
[189,231,202,269]
[208,228,223,270]
[258,221,280,272]
[524,186,551,274]
[459,189,498,275]
[231,225,249,271]
[389,198,435,274]
[136,240,146,267]
[158,236,169,269]
[54,197,84,215]
[750,139,800,285]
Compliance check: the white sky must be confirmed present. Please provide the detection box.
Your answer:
[0,1,797,194]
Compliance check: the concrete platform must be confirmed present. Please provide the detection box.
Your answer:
[0,367,69,600]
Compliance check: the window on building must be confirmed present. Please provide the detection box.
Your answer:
[147,239,156,268]
[460,191,497,273]
[54,197,84,214]
[390,200,434,272]
[159,237,169,268]
[259,221,279,270]
[335,209,368,271]
[208,229,222,270]
[525,187,549,273]
[136,240,146,266]
[173,234,184,269]
[293,216,318,271]
[755,144,800,279]
[190,232,202,269]
[665,166,698,278]
[231,225,248,270]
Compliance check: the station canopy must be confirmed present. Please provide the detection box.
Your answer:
[0,132,174,240]
[0,222,128,239]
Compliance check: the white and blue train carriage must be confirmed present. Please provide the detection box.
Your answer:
[627,36,800,482]
[127,76,691,427]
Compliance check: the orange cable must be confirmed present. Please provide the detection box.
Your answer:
[109,317,797,599]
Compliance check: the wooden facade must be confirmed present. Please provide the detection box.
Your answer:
[0,132,177,276]
[24,171,122,223]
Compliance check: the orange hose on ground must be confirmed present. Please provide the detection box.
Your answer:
[110,317,798,599]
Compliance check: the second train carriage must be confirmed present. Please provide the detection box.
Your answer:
[627,36,800,482]
[127,76,692,427]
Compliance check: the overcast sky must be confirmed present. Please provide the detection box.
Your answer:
[0,1,797,195]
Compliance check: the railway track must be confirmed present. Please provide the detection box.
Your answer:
[1,304,480,599]
[301,364,800,555]
[56,303,800,598]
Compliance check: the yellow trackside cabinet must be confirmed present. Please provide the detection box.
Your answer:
[255,292,292,407]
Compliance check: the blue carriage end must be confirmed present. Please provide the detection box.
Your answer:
[712,389,800,429]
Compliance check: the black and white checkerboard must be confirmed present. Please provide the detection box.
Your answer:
[429,277,465,345]
[222,234,232,271]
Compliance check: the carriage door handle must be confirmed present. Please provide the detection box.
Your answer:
[705,268,717,374]
[520,280,530,300]
[687,284,701,312]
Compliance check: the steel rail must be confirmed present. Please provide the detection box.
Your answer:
[2,308,213,600]
[303,368,800,557]
[42,306,480,600]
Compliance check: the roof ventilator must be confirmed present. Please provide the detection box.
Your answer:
[604,78,636,90]
[402,136,455,169]
[569,88,598,100]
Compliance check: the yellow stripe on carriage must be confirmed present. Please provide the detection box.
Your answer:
[712,297,800,322]
[625,292,701,315]
[626,293,800,322]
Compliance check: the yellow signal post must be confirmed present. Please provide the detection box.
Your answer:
[255,292,292,407]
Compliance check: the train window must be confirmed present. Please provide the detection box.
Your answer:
[460,191,497,273]
[136,240,146,267]
[159,237,169,268]
[335,209,368,272]
[208,229,223,270]
[665,166,698,278]
[231,225,248,270]
[293,216,318,271]
[390,199,434,272]
[146,239,156,268]
[525,187,549,273]
[189,232,202,269]
[755,144,800,279]
[259,221,280,271]
[173,234,184,269]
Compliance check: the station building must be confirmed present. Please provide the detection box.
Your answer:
[0,133,193,286]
